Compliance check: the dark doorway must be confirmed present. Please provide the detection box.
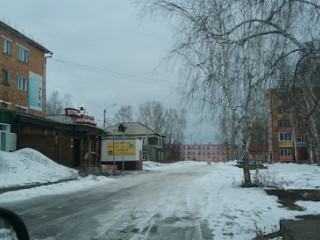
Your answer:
[73,139,81,167]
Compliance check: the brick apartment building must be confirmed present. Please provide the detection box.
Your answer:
[180,143,240,162]
[0,21,103,173]
[266,88,320,163]
[0,21,52,117]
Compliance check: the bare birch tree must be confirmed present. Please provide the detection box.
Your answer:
[114,105,134,123]
[46,91,73,115]
[164,108,187,144]
[139,0,320,185]
[138,101,167,133]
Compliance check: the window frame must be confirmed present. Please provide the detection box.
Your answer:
[279,132,292,141]
[17,75,27,91]
[1,36,12,55]
[297,136,304,142]
[280,149,291,156]
[279,119,291,127]
[17,44,29,63]
[2,69,10,85]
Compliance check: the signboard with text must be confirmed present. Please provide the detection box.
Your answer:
[28,71,43,111]
[101,139,142,162]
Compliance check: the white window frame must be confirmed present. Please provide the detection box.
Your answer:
[279,132,292,141]
[17,44,29,63]
[297,136,304,142]
[1,36,12,55]
[17,75,27,91]
[280,149,291,156]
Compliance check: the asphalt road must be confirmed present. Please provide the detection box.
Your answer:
[1,164,214,240]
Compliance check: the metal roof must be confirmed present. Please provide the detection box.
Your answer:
[105,122,165,137]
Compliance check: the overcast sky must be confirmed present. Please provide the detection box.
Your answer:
[1,0,218,143]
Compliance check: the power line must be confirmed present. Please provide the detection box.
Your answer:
[50,57,179,89]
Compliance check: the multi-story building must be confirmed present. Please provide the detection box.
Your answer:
[180,143,240,162]
[0,21,52,152]
[266,88,319,163]
[0,20,52,117]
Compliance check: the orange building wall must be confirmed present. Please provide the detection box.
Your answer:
[0,26,46,117]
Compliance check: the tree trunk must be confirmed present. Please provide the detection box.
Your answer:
[242,149,252,187]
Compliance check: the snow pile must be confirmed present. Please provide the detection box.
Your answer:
[0,148,79,188]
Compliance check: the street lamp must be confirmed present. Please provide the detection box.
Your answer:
[103,104,117,129]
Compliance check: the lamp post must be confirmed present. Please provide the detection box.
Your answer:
[103,104,117,129]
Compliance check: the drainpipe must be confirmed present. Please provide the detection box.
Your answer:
[44,52,53,117]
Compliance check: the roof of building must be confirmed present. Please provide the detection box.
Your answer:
[105,122,165,137]
[0,21,52,54]
[0,109,104,136]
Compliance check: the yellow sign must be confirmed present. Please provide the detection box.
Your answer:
[107,141,135,156]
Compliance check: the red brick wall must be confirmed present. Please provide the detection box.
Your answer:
[0,27,45,117]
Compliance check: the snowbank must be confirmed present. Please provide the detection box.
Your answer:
[0,148,79,188]
[258,163,320,189]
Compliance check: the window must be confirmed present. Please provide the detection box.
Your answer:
[278,106,290,114]
[279,132,292,141]
[17,75,27,91]
[2,36,11,55]
[279,119,291,127]
[297,136,304,142]
[17,45,29,63]
[280,149,291,156]
[2,69,9,85]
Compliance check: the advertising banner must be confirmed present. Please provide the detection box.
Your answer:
[107,141,135,156]
[28,71,43,111]
[101,139,142,162]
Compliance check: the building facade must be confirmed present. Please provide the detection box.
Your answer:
[180,143,240,162]
[267,88,320,163]
[0,21,51,152]
[0,21,52,117]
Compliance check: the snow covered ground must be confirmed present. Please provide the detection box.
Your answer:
[1,149,320,239]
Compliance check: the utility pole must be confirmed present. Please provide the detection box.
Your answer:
[118,123,126,171]
[103,104,117,129]
[113,130,115,172]
[103,109,106,129]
